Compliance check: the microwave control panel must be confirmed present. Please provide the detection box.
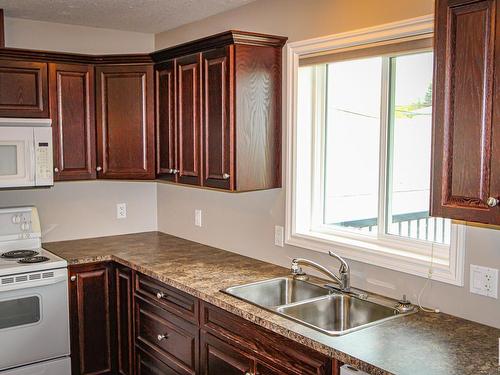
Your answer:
[33,127,53,186]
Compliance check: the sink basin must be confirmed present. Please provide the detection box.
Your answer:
[223,277,330,307]
[223,277,415,336]
[277,293,398,335]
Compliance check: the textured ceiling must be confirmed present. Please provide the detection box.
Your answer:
[0,0,255,33]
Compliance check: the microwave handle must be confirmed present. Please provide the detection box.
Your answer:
[29,137,36,184]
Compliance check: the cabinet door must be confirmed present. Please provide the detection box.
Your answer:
[156,60,178,181]
[49,63,96,181]
[177,54,202,186]
[202,47,233,190]
[431,0,500,224]
[0,60,48,117]
[116,266,134,375]
[136,347,180,375]
[96,65,155,179]
[69,263,115,375]
[200,331,254,375]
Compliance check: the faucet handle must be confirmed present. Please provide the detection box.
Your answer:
[328,250,349,272]
[291,260,308,280]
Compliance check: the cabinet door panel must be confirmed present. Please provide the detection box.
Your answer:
[156,60,177,181]
[116,266,134,375]
[432,0,500,223]
[177,54,201,185]
[0,60,48,117]
[200,331,254,375]
[69,263,115,375]
[96,65,155,179]
[202,47,233,190]
[50,63,96,180]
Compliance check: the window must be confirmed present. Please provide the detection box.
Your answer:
[286,17,465,285]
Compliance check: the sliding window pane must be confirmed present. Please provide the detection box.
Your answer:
[386,52,450,244]
[323,57,382,234]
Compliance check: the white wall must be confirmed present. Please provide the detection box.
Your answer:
[0,18,157,242]
[4,17,154,54]
[155,0,500,329]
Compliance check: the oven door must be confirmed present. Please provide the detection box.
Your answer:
[0,127,34,188]
[0,269,70,371]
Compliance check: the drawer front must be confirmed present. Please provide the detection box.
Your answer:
[135,273,198,323]
[136,347,180,375]
[201,302,331,375]
[135,295,198,375]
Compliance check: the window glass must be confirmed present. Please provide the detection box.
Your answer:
[386,52,451,244]
[324,57,382,234]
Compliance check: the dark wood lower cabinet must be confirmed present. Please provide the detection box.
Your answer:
[69,263,340,375]
[116,266,135,375]
[69,262,116,375]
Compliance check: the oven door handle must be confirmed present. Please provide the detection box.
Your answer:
[0,274,67,293]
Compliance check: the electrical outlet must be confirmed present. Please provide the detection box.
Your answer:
[195,209,202,227]
[470,265,498,299]
[116,203,127,219]
[274,225,284,247]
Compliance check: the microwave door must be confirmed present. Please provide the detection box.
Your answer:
[0,127,34,188]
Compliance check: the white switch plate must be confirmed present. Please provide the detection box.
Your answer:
[116,203,127,219]
[274,225,284,247]
[470,264,498,299]
[195,209,202,227]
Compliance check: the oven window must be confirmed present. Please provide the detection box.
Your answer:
[0,296,40,329]
[0,145,18,176]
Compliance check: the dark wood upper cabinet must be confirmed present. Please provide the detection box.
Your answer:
[69,262,116,375]
[96,64,155,179]
[202,47,233,190]
[176,53,202,186]
[154,31,287,191]
[431,0,500,224]
[0,60,48,117]
[49,63,96,181]
[156,60,177,181]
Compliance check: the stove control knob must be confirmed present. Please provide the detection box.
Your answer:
[21,222,29,231]
[12,215,21,224]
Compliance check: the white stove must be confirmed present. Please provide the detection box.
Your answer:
[0,206,70,375]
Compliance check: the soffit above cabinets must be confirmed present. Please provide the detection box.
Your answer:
[0,0,256,33]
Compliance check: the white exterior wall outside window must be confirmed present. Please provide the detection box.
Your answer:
[285,16,465,286]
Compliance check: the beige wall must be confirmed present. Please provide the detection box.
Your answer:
[0,181,157,242]
[4,17,154,54]
[156,0,500,329]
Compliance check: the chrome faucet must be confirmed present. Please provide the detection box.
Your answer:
[291,251,351,292]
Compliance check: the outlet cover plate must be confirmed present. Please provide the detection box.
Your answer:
[116,203,127,219]
[275,225,284,247]
[470,264,498,299]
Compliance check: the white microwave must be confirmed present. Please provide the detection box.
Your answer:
[0,118,53,188]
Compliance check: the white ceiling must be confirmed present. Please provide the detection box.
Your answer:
[0,0,255,33]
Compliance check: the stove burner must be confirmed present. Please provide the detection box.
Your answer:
[1,250,39,259]
[18,256,50,264]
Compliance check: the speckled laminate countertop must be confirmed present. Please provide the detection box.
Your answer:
[44,231,500,375]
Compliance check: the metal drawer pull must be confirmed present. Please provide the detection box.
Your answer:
[168,169,179,174]
[487,197,499,207]
[70,276,76,282]
[244,371,253,375]
[157,333,168,341]
[96,166,102,172]
[222,173,230,180]
[156,291,165,299]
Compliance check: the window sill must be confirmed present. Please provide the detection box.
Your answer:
[286,226,465,286]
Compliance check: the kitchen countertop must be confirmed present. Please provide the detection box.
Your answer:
[44,231,500,375]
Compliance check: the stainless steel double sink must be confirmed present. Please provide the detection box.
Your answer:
[222,277,414,336]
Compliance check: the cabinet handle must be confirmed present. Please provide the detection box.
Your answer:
[244,371,254,375]
[487,197,499,207]
[157,333,168,341]
[156,291,165,299]
[54,167,59,173]
[70,276,76,282]
[168,169,179,174]
[222,173,230,180]
[96,166,102,172]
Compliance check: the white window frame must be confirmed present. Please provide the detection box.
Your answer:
[285,15,465,286]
